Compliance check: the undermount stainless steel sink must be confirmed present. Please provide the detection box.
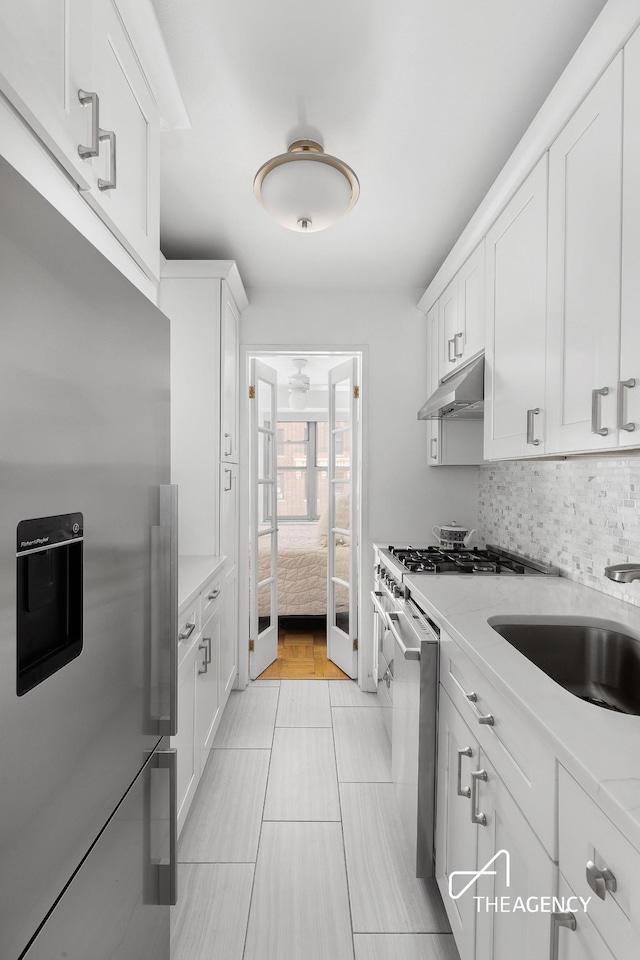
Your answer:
[488,616,640,715]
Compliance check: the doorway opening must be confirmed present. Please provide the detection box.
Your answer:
[247,351,362,681]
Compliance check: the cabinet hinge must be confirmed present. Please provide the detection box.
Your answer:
[353,637,358,651]
[249,638,255,652]
[249,385,256,399]
[353,386,360,399]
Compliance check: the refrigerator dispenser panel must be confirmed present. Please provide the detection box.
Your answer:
[16,514,84,695]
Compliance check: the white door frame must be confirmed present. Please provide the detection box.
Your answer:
[237,345,368,689]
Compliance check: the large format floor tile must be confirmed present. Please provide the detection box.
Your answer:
[171,863,254,960]
[341,783,450,933]
[276,679,332,727]
[332,706,392,782]
[243,821,354,960]
[329,681,381,707]
[263,727,340,821]
[178,749,270,862]
[354,934,460,960]
[212,687,279,748]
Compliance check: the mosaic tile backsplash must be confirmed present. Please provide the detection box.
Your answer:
[478,456,640,608]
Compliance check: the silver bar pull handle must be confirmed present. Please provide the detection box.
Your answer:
[157,749,178,906]
[617,378,636,432]
[430,436,438,460]
[526,407,540,445]
[457,747,473,798]
[78,90,100,158]
[179,620,196,642]
[225,432,233,456]
[591,386,609,436]
[448,338,456,363]
[198,642,208,673]
[98,128,117,190]
[159,485,178,737]
[470,769,488,825]
[586,860,617,900]
[388,611,421,661]
[550,912,576,960]
[203,635,212,665]
[454,332,464,358]
[224,468,233,492]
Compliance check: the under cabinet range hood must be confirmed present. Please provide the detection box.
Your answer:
[418,355,484,420]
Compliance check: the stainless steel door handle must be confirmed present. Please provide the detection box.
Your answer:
[224,432,233,456]
[549,912,576,960]
[430,436,438,460]
[591,386,609,436]
[224,468,232,492]
[586,860,617,900]
[526,407,540,445]
[198,642,208,673]
[454,332,464,358]
[457,747,472,798]
[77,90,100,158]
[448,338,456,363]
[179,620,196,641]
[203,635,212,665]
[97,128,117,190]
[470,769,487,825]
[157,749,177,906]
[617,378,636,432]
[388,611,421,661]
[159,485,178,737]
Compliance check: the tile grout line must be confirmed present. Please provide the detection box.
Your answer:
[330,702,357,960]
[240,681,281,960]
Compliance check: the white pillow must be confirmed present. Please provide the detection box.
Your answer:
[317,492,350,546]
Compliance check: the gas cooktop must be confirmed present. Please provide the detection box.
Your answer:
[385,544,560,576]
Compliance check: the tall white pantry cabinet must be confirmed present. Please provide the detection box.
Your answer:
[160,261,247,831]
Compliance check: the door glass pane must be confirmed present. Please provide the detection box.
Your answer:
[258,481,274,525]
[333,580,350,636]
[335,539,350,581]
[258,531,274,578]
[334,379,352,424]
[258,582,272,635]
[258,431,274,482]
[258,378,272,429]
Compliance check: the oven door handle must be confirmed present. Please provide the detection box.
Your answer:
[388,612,421,661]
[371,589,389,627]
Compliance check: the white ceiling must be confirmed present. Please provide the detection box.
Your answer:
[152,0,607,291]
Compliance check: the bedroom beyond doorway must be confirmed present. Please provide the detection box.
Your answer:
[247,351,362,682]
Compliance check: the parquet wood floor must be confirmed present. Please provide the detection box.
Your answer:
[258,616,350,680]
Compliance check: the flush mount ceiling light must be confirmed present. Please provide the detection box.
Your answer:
[288,358,310,411]
[254,139,359,233]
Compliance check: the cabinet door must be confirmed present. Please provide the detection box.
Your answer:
[426,301,442,465]
[0,0,94,189]
[484,155,548,459]
[457,241,485,364]
[220,574,238,708]
[435,690,479,960]
[86,0,160,276]
[196,607,221,772]
[439,276,459,381]
[173,644,199,835]
[546,54,623,453]
[474,752,556,960]
[556,875,615,960]
[221,290,240,462]
[620,26,640,443]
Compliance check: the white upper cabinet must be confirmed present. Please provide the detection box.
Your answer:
[438,243,485,380]
[484,155,548,459]
[0,0,94,190]
[220,294,240,463]
[620,27,640,444]
[545,53,624,454]
[426,302,442,464]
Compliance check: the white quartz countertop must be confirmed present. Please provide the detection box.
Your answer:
[178,555,226,610]
[404,573,640,852]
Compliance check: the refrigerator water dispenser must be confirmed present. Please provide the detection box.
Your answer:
[16,513,83,695]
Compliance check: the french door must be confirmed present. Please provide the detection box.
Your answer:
[327,358,359,679]
[249,359,278,679]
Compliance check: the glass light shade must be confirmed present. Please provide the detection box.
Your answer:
[254,142,359,233]
[289,387,309,410]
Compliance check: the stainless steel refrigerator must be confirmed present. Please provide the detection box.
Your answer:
[0,156,177,960]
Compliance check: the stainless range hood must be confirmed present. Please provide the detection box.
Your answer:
[417,355,484,420]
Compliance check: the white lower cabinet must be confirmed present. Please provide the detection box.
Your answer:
[436,689,554,960]
[555,875,615,960]
[174,639,199,834]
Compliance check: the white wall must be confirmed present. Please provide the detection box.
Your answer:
[239,285,479,689]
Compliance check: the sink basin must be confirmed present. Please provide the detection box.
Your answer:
[488,616,640,715]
